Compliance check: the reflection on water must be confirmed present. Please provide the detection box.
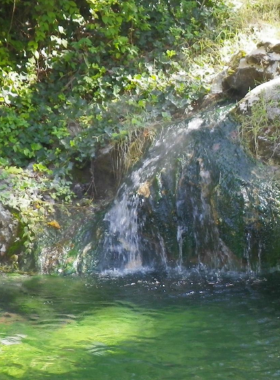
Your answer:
[0,270,280,379]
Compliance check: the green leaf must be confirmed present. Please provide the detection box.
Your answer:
[31,143,42,151]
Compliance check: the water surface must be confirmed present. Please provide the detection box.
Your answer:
[0,270,280,379]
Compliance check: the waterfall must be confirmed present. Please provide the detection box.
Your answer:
[100,119,191,271]
[98,103,275,274]
[100,105,233,272]
[102,185,143,271]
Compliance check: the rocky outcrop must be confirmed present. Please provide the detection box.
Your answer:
[212,40,280,98]
[237,77,280,117]
[93,104,280,273]
[35,101,280,274]
[0,204,18,259]
[235,77,280,164]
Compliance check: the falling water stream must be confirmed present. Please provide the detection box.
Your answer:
[101,106,233,272]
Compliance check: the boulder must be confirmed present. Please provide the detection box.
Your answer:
[237,77,280,116]
[219,40,280,98]
[236,77,280,163]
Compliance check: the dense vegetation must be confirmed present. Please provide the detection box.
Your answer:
[0,0,232,171]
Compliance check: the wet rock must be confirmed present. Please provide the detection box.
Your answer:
[88,144,117,200]
[220,40,280,98]
[96,104,280,272]
[34,203,102,274]
[35,104,280,274]
[71,145,120,201]
[137,182,151,198]
[0,203,18,258]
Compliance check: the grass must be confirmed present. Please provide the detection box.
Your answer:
[238,91,280,162]
[240,0,280,24]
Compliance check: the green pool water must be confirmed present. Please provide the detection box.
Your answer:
[0,270,280,380]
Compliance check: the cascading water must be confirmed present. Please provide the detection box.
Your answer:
[176,225,184,270]
[35,103,280,275]
[100,104,245,272]
[102,184,143,271]
[101,131,188,272]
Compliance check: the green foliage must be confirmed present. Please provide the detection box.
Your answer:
[0,166,74,254]
[0,0,234,209]
[0,0,231,172]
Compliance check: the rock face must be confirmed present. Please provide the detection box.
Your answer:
[95,104,280,273]
[32,199,109,275]
[0,204,18,259]
[221,40,280,98]
[35,102,280,274]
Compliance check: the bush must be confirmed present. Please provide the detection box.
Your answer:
[0,0,231,168]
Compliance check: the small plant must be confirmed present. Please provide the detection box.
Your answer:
[238,92,280,162]
[109,127,155,186]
